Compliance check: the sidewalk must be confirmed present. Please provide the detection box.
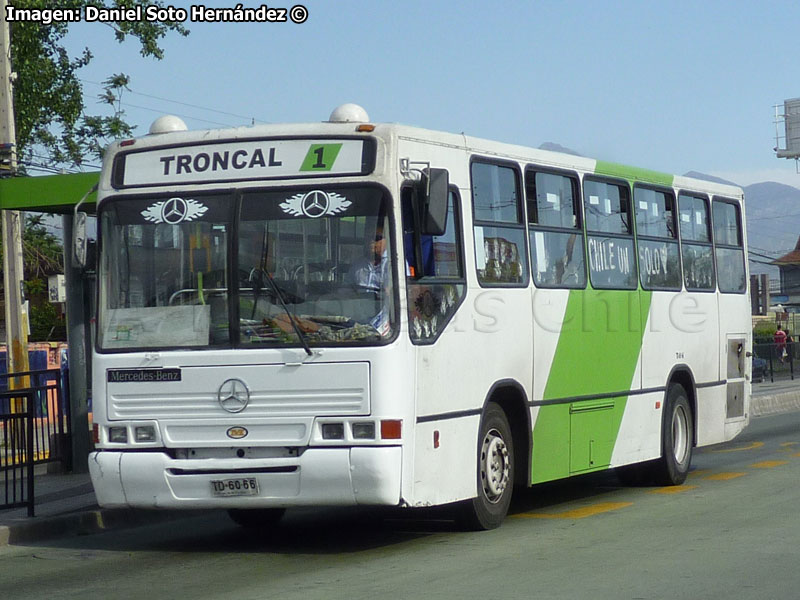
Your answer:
[0,467,199,547]
[1,384,798,547]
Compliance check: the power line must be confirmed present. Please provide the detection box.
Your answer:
[749,245,783,256]
[122,101,237,128]
[748,212,800,222]
[80,78,268,125]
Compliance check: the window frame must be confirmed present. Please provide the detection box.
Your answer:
[404,185,468,345]
[633,183,682,292]
[402,184,467,284]
[712,196,746,295]
[582,175,638,291]
[469,156,530,289]
[677,191,716,293]
[235,182,402,348]
[525,165,587,290]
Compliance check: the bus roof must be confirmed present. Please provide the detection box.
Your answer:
[100,110,743,200]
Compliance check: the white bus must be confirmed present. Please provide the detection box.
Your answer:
[87,104,751,529]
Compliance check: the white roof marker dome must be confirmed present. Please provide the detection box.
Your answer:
[149,115,188,134]
[328,104,370,123]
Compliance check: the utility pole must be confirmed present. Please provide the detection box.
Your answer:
[0,0,30,386]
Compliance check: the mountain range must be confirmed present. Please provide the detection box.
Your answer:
[683,171,799,278]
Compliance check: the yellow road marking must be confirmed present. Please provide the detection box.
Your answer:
[704,472,746,481]
[780,442,798,447]
[649,485,698,495]
[513,502,633,520]
[713,441,764,453]
[751,460,789,469]
[688,469,711,477]
[793,452,800,458]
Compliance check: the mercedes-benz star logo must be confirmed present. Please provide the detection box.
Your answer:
[141,197,208,224]
[217,378,250,414]
[162,197,188,224]
[279,190,352,219]
[301,190,330,218]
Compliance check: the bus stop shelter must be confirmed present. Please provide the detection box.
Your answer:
[0,171,99,473]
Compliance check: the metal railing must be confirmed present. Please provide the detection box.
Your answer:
[0,368,70,471]
[1,390,34,516]
[753,341,797,383]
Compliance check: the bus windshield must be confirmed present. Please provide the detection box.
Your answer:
[98,186,396,351]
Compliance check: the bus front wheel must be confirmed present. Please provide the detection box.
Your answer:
[458,402,514,530]
[654,383,694,486]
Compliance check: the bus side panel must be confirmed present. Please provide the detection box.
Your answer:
[411,289,533,506]
[529,288,572,483]
[677,291,722,446]
[531,288,645,483]
[717,291,751,442]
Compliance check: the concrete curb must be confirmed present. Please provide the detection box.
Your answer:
[751,390,800,417]
[0,508,208,547]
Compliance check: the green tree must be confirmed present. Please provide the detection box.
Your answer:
[10,0,189,169]
[22,215,65,340]
[3,1,189,340]
[0,215,66,340]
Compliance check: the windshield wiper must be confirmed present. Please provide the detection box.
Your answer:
[256,269,313,356]
[251,227,312,356]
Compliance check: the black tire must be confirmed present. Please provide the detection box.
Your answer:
[227,508,286,529]
[457,402,514,530]
[653,384,694,486]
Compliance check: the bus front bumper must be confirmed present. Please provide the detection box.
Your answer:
[88,446,402,509]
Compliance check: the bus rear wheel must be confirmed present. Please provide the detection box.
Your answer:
[653,383,694,485]
[458,402,514,530]
[227,508,286,529]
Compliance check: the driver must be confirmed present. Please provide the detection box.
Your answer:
[350,225,389,291]
[350,223,392,335]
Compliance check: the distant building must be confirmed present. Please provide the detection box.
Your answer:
[771,236,800,310]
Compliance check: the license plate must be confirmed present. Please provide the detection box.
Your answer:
[210,478,259,497]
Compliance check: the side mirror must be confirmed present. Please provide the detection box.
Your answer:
[72,184,97,270]
[74,211,88,268]
[420,168,448,236]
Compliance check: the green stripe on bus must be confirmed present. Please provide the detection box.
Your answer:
[300,143,343,172]
[594,161,674,187]
[531,289,652,483]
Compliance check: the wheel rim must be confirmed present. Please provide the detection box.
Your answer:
[671,404,689,466]
[480,428,510,504]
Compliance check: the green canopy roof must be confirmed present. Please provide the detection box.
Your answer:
[0,172,99,213]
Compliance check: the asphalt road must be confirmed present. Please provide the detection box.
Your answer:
[2,411,800,600]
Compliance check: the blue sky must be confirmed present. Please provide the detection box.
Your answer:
[61,0,800,187]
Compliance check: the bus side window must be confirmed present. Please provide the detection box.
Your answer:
[712,198,745,294]
[678,193,715,291]
[526,168,586,289]
[401,187,435,277]
[404,185,466,343]
[583,178,637,290]
[471,161,528,286]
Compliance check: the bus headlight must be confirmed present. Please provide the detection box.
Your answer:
[108,427,128,443]
[352,422,376,440]
[135,425,157,442]
[321,423,345,440]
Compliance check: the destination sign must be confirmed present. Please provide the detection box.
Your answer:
[107,368,182,383]
[115,139,372,187]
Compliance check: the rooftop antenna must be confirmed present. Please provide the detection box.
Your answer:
[774,98,800,173]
